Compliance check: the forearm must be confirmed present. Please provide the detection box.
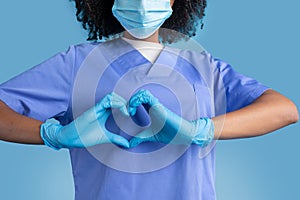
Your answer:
[0,100,43,144]
[212,90,299,140]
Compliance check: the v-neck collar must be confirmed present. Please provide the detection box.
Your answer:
[102,38,181,78]
[119,37,165,65]
[119,37,180,67]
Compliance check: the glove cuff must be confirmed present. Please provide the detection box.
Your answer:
[192,118,214,147]
[40,119,63,150]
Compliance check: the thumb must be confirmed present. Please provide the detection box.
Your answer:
[106,132,130,148]
[129,137,143,148]
[129,129,156,148]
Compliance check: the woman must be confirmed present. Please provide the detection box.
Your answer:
[0,0,298,199]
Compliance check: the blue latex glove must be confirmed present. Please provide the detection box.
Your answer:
[40,93,130,150]
[129,89,214,148]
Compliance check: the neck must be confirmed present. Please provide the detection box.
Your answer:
[123,31,160,43]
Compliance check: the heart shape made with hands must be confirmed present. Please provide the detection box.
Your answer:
[104,90,156,148]
[105,89,180,148]
[41,90,212,151]
[106,89,213,149]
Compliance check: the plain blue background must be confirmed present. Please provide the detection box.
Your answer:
[0,0,299,199]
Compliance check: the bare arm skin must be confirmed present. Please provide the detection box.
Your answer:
[213,89,299,140]
[0,100,43,144]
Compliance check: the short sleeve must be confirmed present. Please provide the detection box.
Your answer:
[212,57,270,113]
[0,46,76,121]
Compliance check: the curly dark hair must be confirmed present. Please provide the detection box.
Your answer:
[70,0,207,43]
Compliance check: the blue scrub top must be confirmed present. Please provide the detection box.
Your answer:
[0,38,269,200]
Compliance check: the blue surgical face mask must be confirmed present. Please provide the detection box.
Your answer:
[112,0,173,39]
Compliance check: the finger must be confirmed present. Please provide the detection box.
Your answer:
[129,89,153,106]
[130,129,156,147]
[119,105,130,117]
[129,137,143,148]
[96,93,128,115]
[98,93,114,110]
[128,106,138,117]
[109,93,130,116]
[109,93,127,108]
[99,109,111,122]
[107,132,130,148]
[129,129,155,147]
[129,89,158,116]
[129,133,156,148]
[134,129,155,139]
[128,91,145,116]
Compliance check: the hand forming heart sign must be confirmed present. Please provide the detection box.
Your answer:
[40,90,214,150]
